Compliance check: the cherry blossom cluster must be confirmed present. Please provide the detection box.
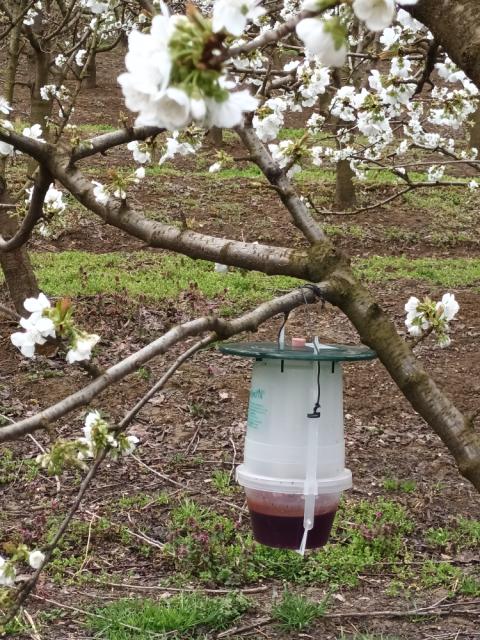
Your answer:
[0,115,45,158]
[405,293,460,348]
[0,548,45,589]
[36,411,140,475]
[10,293,100,363]
[296,0,418,67]
[92,165,145,204]
[25,184,67,238]
[231,3,479,192]
[118,2,259,131]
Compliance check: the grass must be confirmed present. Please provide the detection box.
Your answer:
[211,469,236,495]
[0,447,39,485]
[26,251,480,306]
[272,591,327,630]
[383,477,417,493]
[163,497,414,588]
[356,256,480,287]
[426,517,480,550]
[88,593,251,639]
[0,252,476,311]
[162,496,479,595]
[28,251,299,310]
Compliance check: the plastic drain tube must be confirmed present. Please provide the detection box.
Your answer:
[298,343,322,556]
[298,416,320,555]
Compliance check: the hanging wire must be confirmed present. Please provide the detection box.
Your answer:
[277,285,325,349]
[277,311,290,348]
[307,361,322,419]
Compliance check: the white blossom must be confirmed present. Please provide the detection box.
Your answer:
[28,550,45,570]
[92,181,109,205]
[0,556,15,587]
[296,18,347,67]
[80,0,109,13]
[23,292,51,316]
[22,124,44,142]
[26,184,65,216]
[136,87,192,131]
[353,0,396,31]
[396,8,422,32]
[0,119,14,157]
[127,141,151,164]
[436,293,459,323]
[11,298,56,359]
[0,97,12,115]
[212,0,265,37]
[379,26,401,49]
[122,435,140,455]
[404,296,428,336]
[205,91,258,128]
[159,132,196,165]
[252,96,287,142]
[426,165,445,183]
[75,49,87,67]
[55,54,67,68]
[118,14,174,124]
[66,333,100,364]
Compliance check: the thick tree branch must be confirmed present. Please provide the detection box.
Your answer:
[44,155,342,281]
[0,166,52,252]
[0,128,52,163]
[329,268,480,490]
[72,126,164,161]
[0,287,322,443]
[409,0,480,88]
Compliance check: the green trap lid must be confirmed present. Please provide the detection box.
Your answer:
[219,341,377,362]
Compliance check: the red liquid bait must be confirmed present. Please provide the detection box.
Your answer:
[248,508,337,550]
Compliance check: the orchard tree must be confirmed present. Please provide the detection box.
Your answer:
[0,0,479,624]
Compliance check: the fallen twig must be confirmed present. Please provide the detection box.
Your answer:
[131,454,248,514]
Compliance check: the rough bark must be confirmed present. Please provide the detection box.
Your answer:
[208,127,223,146]
[469,104,480,151]
[5,16,22,104]
[409,0,480,88]
[329,268,480,489]
[29,48,52,133]
[84,52,97,89]
[0,180,39,315]
[335,159,357,208]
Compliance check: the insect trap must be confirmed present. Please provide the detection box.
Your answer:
[219,338,376,554]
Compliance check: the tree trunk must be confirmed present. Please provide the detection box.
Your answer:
[0,180,39,315]
[469,104,480,151]
[29,49,52,134]
[209,127,223,146]
[84,52,97,89]
[5,16,22,104]
[335,159,356,208]
[409,0,480,88]
[0,7,23,179]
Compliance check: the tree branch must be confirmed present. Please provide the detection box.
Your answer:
[0,287,322,443]
[0,166,52,252]
[236,125,327,244]
[2,333,216,626]
[72,126,164,162]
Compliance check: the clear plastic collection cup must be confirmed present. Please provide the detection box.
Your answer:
[219,340,377,553]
